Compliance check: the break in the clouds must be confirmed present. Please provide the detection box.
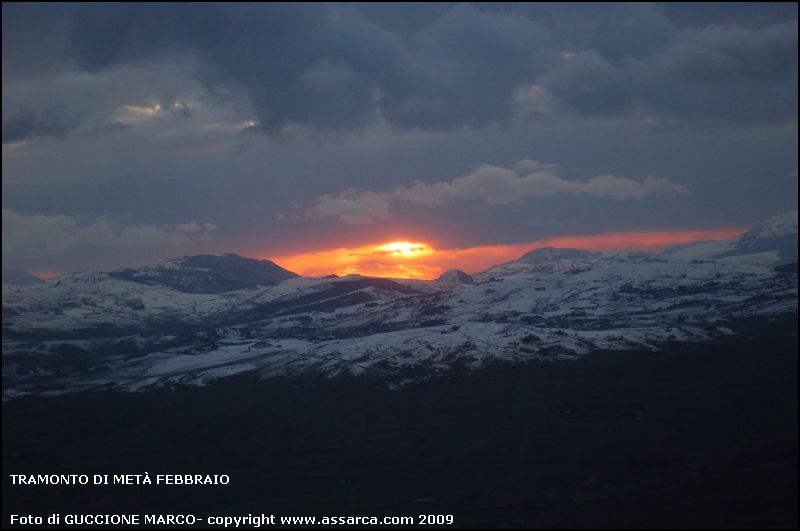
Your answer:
[309,160,689,225]
[1,3,797,274]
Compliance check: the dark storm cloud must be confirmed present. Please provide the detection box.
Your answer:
[2,3,797,274]
[78,120,131,138]
[68,4,412,135]
[383,5,552,129]
[540,19,798,126]
[20,2,791,137]
[1,3,73,78]
[661,2,798,30]
[2,107,82,145]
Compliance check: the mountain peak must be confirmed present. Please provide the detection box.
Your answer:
[726,210,798,263]
[662,211,798,265]
[740,210,797,243]
[437,269,475,284]
[108,253,297,293]
[2,266,44,287]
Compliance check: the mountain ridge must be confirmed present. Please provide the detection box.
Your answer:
[6,210,796,285]
[2,211,797,397]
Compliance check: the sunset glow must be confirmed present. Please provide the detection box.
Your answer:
[376,241,434,257]
[29,270,60,280]
[270,227,748,280]
[272,240,440,280]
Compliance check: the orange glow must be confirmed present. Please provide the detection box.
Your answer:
[29,270,60,280]
[273,241,440,280]
[269,227,748,280]
[376,241,433,257]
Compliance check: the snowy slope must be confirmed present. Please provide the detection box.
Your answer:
[2,267,44,287]
[663,239,738,261]
[725,210,797,262]
[108,253,297,293]
[664,210,798,265]
[437,269,475,284]
[2,213,798,397]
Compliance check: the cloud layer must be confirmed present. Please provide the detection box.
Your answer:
[2,107,81,145]
[2,4,796,275]
[2,209,216,270]
[3,4,796,144]
[310,160,689,224]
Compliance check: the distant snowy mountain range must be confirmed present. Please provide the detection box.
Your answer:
[664,210,798,264]
[2,266,43,287]
[2,211,797,397]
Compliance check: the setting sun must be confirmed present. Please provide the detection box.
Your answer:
[375,241,433,257]
[267,227,748,281]
[271,240,441,280]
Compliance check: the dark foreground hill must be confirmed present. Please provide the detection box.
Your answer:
[3,315,797,528]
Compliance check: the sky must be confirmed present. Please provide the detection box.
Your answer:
[2,3,798,278]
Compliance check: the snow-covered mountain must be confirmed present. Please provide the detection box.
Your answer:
[724,210,798,262]
[2,266,44,287]
[665,210,798,265]
[108,253,297,293]
[2,212,797,397]
[437,269,475,284]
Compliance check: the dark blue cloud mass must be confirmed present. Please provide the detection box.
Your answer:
[1,106,82,144]
[1,3,797,274]
[4,2,792,138]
